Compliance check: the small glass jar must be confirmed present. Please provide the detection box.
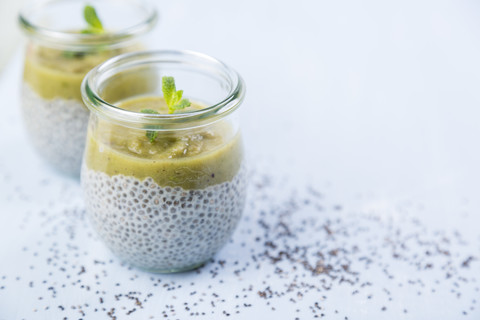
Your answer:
[81,50,247,273]
[19,0,157,177]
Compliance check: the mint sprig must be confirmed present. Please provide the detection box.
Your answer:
[162,76,191,114]
[62,5,104,58]
[138,77,190,142]
[140,109,159,142]
[82,5,104,34]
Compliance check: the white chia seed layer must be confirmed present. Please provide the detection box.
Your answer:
[81,167,247,272]
[21,83,89,176]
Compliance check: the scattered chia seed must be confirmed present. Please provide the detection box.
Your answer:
[0,166,479,319]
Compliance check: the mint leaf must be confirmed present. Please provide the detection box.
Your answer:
[81,29,101,34]
[84,5,103,29]
[162,76,191,114]
[83,5,104,34]
[171,98,191,111]
[140,109,159,114]
[141,109,159,142]
[62,5,104,58]
[62,5,103,58]
[162,77,176,107]
[146,130,158,143]
[174,90,183,102]
[62,50,85,58]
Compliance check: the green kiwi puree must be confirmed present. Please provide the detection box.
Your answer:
[23,45,134,100]
[84,96,243,189]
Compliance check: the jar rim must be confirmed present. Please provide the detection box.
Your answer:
[18,0,158,49]
[81,50,246,130]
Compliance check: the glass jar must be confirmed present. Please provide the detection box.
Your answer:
[19,0,157,177]
[81,50,247,273]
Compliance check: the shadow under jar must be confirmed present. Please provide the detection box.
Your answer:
[19,0,157,177]
[81,50,247,273]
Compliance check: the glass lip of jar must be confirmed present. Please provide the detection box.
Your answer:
[81,50,246,130]
[18,0,158,50]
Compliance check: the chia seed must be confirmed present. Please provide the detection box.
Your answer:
[1,166,479,319]
[21,83,88,176]
[81,166,247,272]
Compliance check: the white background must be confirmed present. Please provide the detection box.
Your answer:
[1,0,480,319]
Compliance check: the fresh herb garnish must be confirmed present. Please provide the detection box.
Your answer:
[62,51,86,58]
[62,5,104,58]
[141,109,159,114]
[139,77,190,142]
[82,5,104,34]
[162,76,191,114]
[140,109,159,142]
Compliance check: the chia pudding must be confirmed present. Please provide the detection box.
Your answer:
[20,44,135,176]
[82,164,246,272]
[81,95,247,272]
[18,1,158,177]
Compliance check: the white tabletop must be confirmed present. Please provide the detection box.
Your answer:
[1,1,480,319]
